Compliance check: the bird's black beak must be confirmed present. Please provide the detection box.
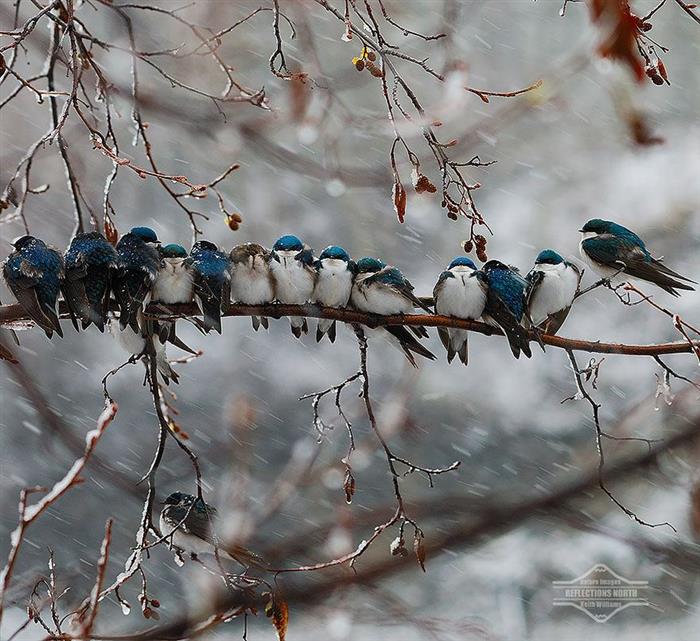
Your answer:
[271,252,280,263]
[578,229,584,233]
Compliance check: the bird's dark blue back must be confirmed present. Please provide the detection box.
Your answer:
[485,266,526,320]
[7,239,63,305]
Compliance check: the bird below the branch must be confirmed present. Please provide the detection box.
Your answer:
[579,218,695,296]
[159,491,266,569]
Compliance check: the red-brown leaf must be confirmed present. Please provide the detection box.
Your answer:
[392,181,407,223]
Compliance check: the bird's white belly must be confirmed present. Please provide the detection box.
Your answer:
[231,266,274,304]
[271,259,315,304]
[435,275,486,320]
[153,263,193,304]
[529,268,579,325]
[160,515,215,556]
[314,267,353,307]
[357,284,412,315]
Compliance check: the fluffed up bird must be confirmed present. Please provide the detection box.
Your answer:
[525,250,581,336]
[433,257,487,365]
[579,219,696,296]
[3,236,64,338]
[482,260,532,359]
[151,243,195,348]
[313,245,355,343]
[229,243,274,331]
[159,491,266,569]
[351,257,436,367]
[152,244,194,306]
[269,235,316,338]
[62,231,118,332]
[186,240,231,334]
[113,227,160,333]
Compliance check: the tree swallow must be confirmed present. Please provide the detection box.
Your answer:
[269,234,316,338]
[62,231,118,333]
[108,317,179,384]
[159,491,265,568]
[482,260,532,359]
[152,244,194,305]
[113,226,160,333]
[186,240,231,334]
[230,242,274,331]
[313,245,355,343]
[433,256,487,365]
[579,218,695,296]
[3,236,64,338]
[525,249,581,336]
[351,257,436,367]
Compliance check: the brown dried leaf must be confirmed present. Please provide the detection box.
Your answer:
[343,468,355,504]
[104,215,119,246]
[392,181,407,223]
[589,0,644,82]
[265,590,289,641]
[414,532,426,572]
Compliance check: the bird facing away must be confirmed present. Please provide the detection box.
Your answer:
[433,257,488,365]
[62,231,118,333]
[3,236,64,338]
[313,245,355,343]
[159,491,265,569]
[579,219,695,296]
[113,226,161,333]
[351,257,436,367]
[482,260,532,359]
[229,242,274,331]
[525,249,581,336]
[269,234,316,338]
[186,240,231,334]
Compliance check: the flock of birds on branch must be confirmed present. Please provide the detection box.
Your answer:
[2,219,695,377]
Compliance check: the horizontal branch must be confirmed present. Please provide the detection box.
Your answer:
[1,302,698,357]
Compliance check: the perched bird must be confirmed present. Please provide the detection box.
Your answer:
[113,227,161,333]
[159,491,265,569]
[482,260,532,359]
[187,240,231,334]
[579,218,695,296]
[3,236,64,338]
[109,317,180,384]
[151,243,195,348]
[433,257,488,365]
[62,231,118,332]
[229,243,274,331]
[269,235,316,338]
[152,244,194,306]
[351,257,436,367]
[313,245,355,343]
[525,249,581,336]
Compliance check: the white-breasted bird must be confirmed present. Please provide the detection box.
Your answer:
[433,256,488,365]
[525,249,581,335]
[229,243,274,331]
[269,235,316,338]
[312,245,354,343]
[351,257,435,367]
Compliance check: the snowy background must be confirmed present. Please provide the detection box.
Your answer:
[1,1,700,639]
